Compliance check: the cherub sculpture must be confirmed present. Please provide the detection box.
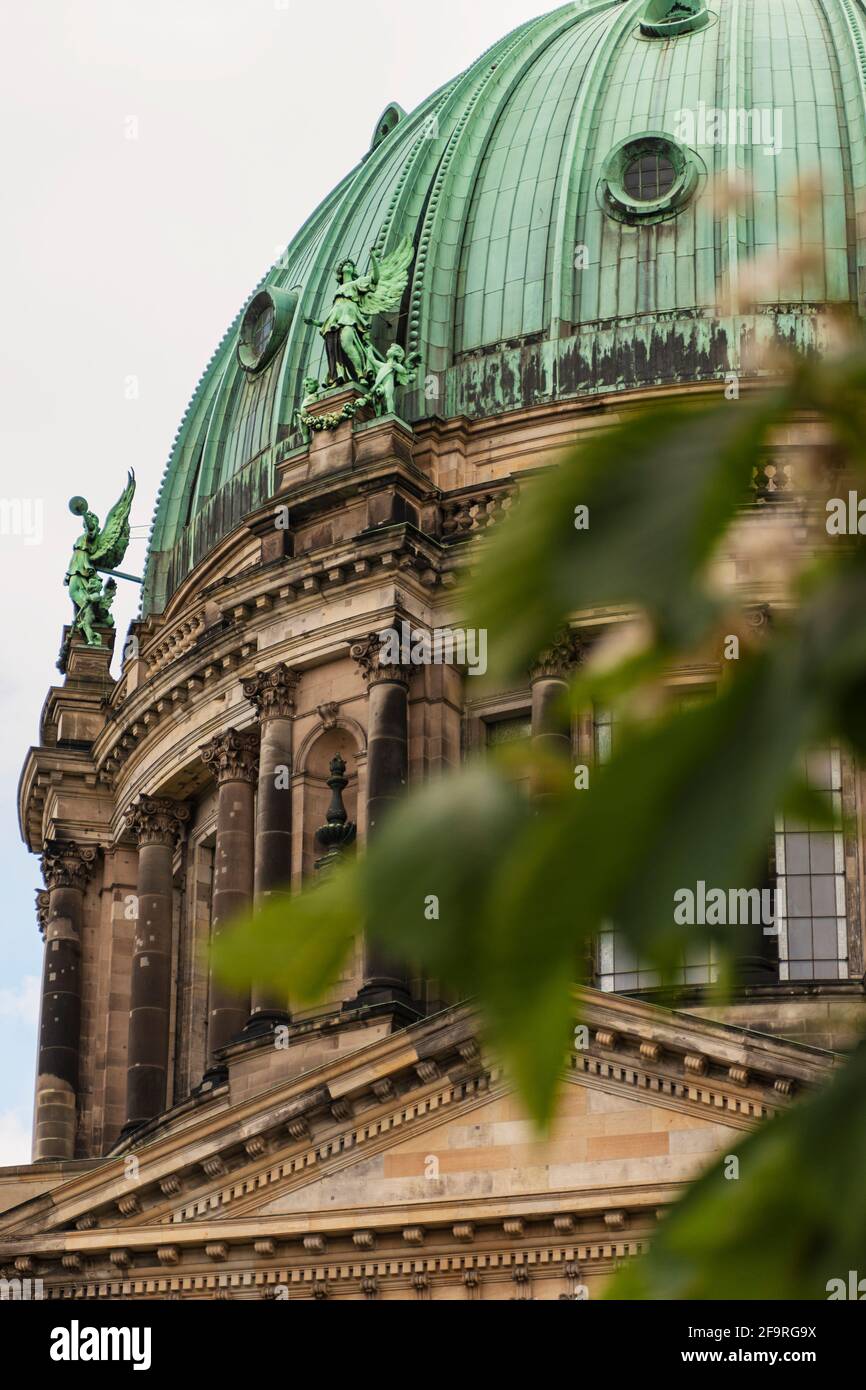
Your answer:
[305,236,415,388]
[65,471,136,647]
[291,377,321,443]
[369,344,421,417]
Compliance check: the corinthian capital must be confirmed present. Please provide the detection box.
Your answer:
[529,629,585,683]
[200,728,260,785]
[126,796,191,849]
[41,841,98,892]
[242,663,300,722]
[350,632,410,690]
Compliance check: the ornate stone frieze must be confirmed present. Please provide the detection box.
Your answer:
[41,841,98,893]
[529,629,585,683]
[199,728,260,785]
[125,797,191,850]
[350,631,410,689]
[31,1239,650,1303]
[242,664,300,722]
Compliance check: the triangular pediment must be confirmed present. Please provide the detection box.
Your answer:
[249,1072,745,1223]
[0,991,837,1298]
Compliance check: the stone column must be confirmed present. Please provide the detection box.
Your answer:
[242,664,299,1030]
[35,842,96,1161]
[200,728,259,1070]
[530,630,589,981]
[351,633,411,1003]
[529,629,584,767]
[123,797,190,1133]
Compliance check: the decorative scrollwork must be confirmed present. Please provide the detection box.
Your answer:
[125,797,191,850]
[41,841,98,892]
[242,664,300,722]
[199,728,260,785]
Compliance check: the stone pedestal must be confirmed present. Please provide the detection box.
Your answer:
[304,385,376,480]
[200,729,259,1071]
[243,666,299,1030]
[57,624,116,678]
[35,842,96,1161]
[123,798,190,1133]
[304,383,372,422]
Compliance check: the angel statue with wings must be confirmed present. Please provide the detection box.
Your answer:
[305,235,415,388]
[65,470,137,646]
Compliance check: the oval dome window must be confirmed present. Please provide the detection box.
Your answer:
[238,286,298,374]
[599,134,702,224]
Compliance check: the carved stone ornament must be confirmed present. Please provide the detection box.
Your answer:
[41,840,98,893]
[350,631,410,689]
[125,797,191,850]
[35,889,50,937]
[199,728,260,785]
[315,755,358,859]
[747,603,773,633]
[529,628,585,683]
[317,701,340,731]
[242,664,300,722]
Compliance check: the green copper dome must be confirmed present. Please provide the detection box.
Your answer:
[144,0,866,615]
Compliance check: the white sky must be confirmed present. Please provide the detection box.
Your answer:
[0,0,556,1163]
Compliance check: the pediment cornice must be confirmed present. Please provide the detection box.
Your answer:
[0,991,837,1273]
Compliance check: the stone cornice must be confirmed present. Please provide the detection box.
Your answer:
[0,1230,651,1301]
[95,638,253,791]
[0,1187,666,1257]
[41,841,98,893]
[19,744,106,856]
[273,450,437,520]
[577,989,836,1090]
[199,728,260,786]
[125,797,191,850]
[198,524,449,614]
[157,515,449,642]
[242,664,300,722]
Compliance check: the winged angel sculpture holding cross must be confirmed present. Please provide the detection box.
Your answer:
[65,470,137,646]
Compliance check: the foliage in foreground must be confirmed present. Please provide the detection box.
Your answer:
[214,344,866,1297]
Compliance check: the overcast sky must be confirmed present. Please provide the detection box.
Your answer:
[0,0,555,1164]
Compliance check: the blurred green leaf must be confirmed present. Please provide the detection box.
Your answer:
[468,393,789,684]
[608,1042,866,1300]
[212,342,866,1294]
[212,872,358,1007]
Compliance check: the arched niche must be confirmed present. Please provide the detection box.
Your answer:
[298,724,362,879]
